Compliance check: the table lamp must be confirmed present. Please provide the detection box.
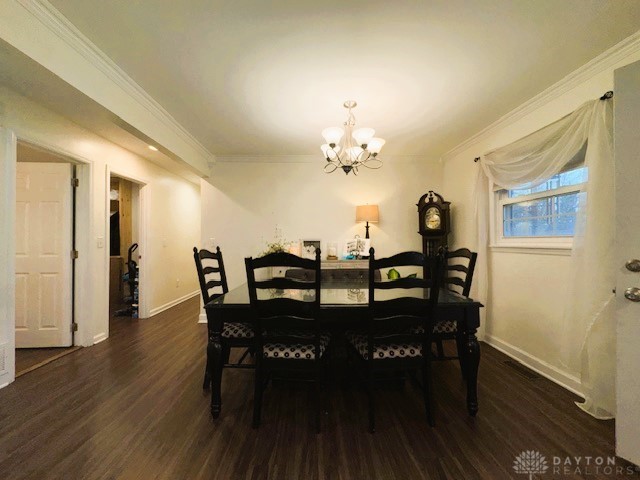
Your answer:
[356,204,379,239]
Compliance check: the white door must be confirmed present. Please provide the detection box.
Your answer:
[15,162,73,347]
[615,61,640,465]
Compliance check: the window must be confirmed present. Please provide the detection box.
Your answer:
[493,166,587,248]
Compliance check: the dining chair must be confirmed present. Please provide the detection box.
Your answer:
[193,246,254,391]
[433,248,478,360]
[245,249,328,433]
[346,248,444,433]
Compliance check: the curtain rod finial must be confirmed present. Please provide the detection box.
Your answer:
[600,91,613,100]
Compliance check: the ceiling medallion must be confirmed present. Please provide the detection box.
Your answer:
[321,101,386,175]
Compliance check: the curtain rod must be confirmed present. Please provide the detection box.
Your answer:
[473,91,614,162]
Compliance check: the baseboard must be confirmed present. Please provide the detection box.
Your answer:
[198,312,207,324]
[149,290,200,317]
[483,334,584,398]
[93,332,108,344]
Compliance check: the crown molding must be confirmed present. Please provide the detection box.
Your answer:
[215,154,435,164]
[17,0,215,164]
[442,30,640,162]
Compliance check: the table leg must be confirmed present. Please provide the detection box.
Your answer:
[208,329,224,419]
[455,331,467,380]
[464,308,481,416]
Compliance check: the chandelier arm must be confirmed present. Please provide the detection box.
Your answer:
[329,145,344,166]
[360,158,383,169]
[324,162,339,173]
[356,149,370,164]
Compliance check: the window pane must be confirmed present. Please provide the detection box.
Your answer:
[508,166,587,198]
[503,191,582,237]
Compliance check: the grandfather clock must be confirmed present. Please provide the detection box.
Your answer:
[417,191,451,256]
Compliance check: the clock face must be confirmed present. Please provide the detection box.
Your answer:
[425,207,441,230]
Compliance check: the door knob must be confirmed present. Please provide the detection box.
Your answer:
[625,259,640,272]
[624,287,640,302]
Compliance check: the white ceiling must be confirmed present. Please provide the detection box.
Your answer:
[38,1,640,158]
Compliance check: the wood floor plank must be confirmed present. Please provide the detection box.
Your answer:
[0,296,628,479]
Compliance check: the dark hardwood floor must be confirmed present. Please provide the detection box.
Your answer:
[0,297,628,479]
[15,346,81,377]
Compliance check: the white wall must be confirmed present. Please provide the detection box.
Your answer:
[442,42,640,394]
[0,84,201,354]
[0,128,17,388]
[201,159,442,292]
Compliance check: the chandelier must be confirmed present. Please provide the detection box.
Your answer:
[321,101,385,175]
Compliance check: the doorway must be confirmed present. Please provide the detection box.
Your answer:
[108,174,142,333]
[14,142,81,376]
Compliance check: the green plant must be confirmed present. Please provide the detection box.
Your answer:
[262,227,290,255]
[263,239,290,255]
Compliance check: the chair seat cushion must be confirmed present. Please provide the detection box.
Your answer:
[346,332,423,360]
[263,333,330,360]
[434,320,457,334]
[222,322,254,339]
[411,321,458,335]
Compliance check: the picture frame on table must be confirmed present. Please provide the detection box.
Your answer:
[343,237,370,259]
[301,240,321,259]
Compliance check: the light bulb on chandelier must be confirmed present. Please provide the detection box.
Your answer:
[321,101,386,175]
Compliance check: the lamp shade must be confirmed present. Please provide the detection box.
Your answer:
[367,137,386,154]
[352,127,375,147]
[356,204,379,223]
[322,127,344,145]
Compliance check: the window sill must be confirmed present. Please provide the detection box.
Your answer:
[489,244,573,256]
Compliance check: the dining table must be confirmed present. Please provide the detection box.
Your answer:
[204,281,483,419]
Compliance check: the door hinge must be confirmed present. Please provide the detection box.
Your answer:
[71,250,79,259]
[71,322,78,332]
[71,178,79,188]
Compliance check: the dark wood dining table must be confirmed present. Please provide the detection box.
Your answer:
[204,281,483,419]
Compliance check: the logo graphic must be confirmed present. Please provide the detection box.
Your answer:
[513,450,549,479]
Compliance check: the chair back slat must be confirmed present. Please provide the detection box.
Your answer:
[445,276,466,290]
[198,250,221,260]
[446,264,469,274]
[375,277,429,290]
[250,251,316,270]
[202,266,221,275]
[205,280,224,290]
[371,251,427,269]
[444,247,478,297]
[193,246,229,304]
[254,277,315,290]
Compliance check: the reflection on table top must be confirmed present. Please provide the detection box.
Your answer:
[205,282,481,309]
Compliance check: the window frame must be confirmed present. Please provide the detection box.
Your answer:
[490,177,586,251]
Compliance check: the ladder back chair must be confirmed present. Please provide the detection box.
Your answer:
[433,248,478,360]
[346,248,444,432]
[245,249,328,433]
[194,246,254,391]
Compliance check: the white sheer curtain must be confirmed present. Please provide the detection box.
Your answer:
[474,98,615,419]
